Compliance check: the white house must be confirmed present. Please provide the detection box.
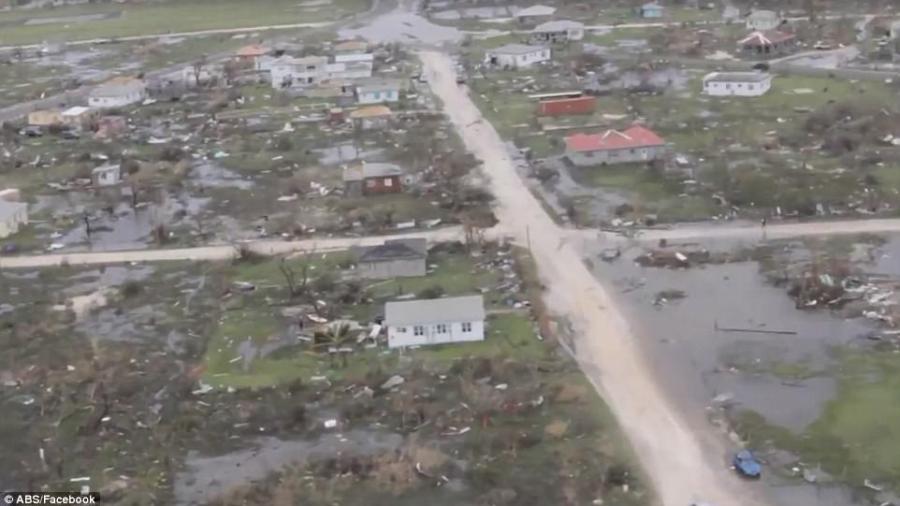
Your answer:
[355,78,402,104]
[267,55,328,89]
[385,295,485,348]
[746,10,782,31]
[60,106,95,129]
[91,163,121,187]
[702,72,772,96]
[0,196,28,239]
[88,77,147,109]
[485,44,551,69]
[530,20,585,44]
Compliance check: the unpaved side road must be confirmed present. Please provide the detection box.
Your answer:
[420,50,768,506]
[0,226,463,269]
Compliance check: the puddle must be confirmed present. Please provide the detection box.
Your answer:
[189,162,255,190]
[430,6,514,20]
[339,7,462,44]
[174,431,403,505]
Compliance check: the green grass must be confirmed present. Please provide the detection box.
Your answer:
[368,249,497,300]
[734,349,900,492]
[0,0,369,45]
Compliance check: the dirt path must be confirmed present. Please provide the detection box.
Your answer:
[420,50,768,506]
[0,226,463,269]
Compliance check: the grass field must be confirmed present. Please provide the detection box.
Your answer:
[0,0,370,45]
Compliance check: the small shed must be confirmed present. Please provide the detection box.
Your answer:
[92,163,121,187]
[353,238,427,279]
[343,162,404,197]
[28,109,62,127]
[538,95,596,116]
[638,2,664,18]
[349,105,393,129]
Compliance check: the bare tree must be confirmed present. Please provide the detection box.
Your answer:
[278,251,315,299]
[191,54,208,87]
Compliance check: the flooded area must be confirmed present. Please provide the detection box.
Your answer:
[174,431,403,505]
[583,232,900,506]
[339,5,462,44]
[429,6,516,21]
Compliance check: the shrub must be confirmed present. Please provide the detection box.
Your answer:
[417,285,444,299]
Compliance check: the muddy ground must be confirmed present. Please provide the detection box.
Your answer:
[584,231,900,506]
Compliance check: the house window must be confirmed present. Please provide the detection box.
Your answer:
[462,322,472,333]
[436,323,448,334]
[366,179,376,188]
[725,83,731,89]
[396,326,407,333]
[413,326,425,336]
[384,177,393,187]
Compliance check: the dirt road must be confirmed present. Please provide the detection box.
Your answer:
[420,50,767,506]
[0,226,463,269]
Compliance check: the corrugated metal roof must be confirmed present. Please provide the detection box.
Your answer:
[565,125,665,152]
[386,295,485,326]
[703,72,771,83]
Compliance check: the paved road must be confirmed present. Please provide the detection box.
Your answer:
[0,226,464,269]
[420,50,767,506]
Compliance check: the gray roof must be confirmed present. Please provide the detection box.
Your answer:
[533,20,584,33]
[704,71,770,83]
[386,295,485,326]
[343,162,404,182]
[355,78,403,94]
[356,238,427,263]
[515,4,556,17]
[641,2,662,8]
[0,199,27,221]
[748,9,777,20]
[489,43,546,55]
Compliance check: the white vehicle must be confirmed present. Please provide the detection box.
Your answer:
[47,242,65,251]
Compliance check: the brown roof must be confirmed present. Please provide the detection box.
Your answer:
[236,44,268,57]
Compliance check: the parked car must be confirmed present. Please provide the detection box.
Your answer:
[0,243,18,255]
[59,128,80,140]
[733,450,762,479]
[20,126,43,137]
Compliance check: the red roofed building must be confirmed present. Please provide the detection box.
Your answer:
[235,44,269,70]
[739,30,796,58]
[565,125,666,166]
[537,95,596,116]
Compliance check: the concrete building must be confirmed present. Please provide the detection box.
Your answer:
[0,195,28,239]
[349,105,393,130]
[565,125,666,167]
[91,163,121,187]
[88,77,147,108]
[746,10,782,31]
[703,72,772,96]
[385,295,485,348]
[638,2,664,18]
[61,106,96,129]
[530,20,585,44]
[485,44,551,69]
[355,79,402,104]
[27,109,62,127]
[343,162,404,196]
[739,30,796,58]
[353,238,427,279]
[268,55,328,88]
[235,44,269,70]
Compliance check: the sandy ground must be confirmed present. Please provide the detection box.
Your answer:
[419,49,770,506]
[0,226,464,269]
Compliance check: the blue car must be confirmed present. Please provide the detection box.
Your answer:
[733,450,762,479]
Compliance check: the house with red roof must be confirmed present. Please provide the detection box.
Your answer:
[564,125,666,167]
[739,30,796,58]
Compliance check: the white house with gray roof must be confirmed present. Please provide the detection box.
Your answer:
[485,44,550,69]
[385,295,485,348]
[702,72,772,96]
[88,76,147,109]
[530,20,585,44]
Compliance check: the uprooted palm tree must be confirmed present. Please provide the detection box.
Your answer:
[313,323,355,368]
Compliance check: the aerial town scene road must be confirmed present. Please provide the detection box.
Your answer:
[2,0,900,505]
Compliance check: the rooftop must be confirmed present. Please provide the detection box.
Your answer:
[0,199,27,221]
[534,20,584,32]
[703,71,771,83]
[62,106,91,116]
[355,78,403,92]
[386,295,485,326]
[91,76,146,97]
[349,105,393,119]
[515,4,556,17]
[739,30,795,45]
[343,162,404,181]
[357,238,427,263]
[236,44,268,57]
[565,125,665,152]
[490,43,547,55]
[748,9,778,20]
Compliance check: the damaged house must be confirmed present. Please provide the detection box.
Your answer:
[352,238,427,279]
[739,30,796,58]
[0,193,28,239]
[529,20,585,44]
[484,44,551,69]
[565,125,666,167]
[385,295,485,348]
[343,162,405,196]
[88,76,147,108]
[703,72,772,97]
